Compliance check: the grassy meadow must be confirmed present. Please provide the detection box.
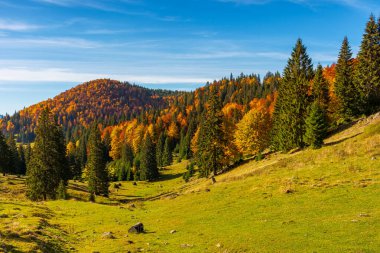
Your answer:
[0,115,379,252]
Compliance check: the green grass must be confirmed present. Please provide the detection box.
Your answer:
[1,116,379,252]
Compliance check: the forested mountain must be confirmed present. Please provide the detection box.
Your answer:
[0,79,184,142]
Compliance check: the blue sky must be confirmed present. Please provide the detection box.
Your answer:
[0,0,379,114]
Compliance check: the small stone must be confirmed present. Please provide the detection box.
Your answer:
[101,232,115,239]
[128,222,144,234]
[170,230,176,234]
[181,244,193,248]
[216,243,222,248]
[371,156,376,160]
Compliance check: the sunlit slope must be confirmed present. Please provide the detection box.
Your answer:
[0,113,379,252]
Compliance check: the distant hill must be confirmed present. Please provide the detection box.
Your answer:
[0,79,185,142]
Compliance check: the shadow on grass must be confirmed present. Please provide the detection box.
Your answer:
[324,132,362,147]
[0,221,68,253]
[155,172,183,182]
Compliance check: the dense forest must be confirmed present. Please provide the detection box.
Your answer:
[0,15,379,201]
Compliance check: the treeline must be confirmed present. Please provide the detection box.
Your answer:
[0,16,379,202]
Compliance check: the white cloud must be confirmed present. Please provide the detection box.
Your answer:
[218,0,380,12]
[0,37,100,48]
[0,19,41,31]
[0,67,211,84]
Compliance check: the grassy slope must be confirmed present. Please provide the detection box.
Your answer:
[0,114,379,253]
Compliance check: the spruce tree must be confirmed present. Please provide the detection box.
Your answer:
[17,145,27,175]
[271,39,314,151]
[195,89,226,176]
[140,134,159,181]
[304,102,328,149]
[312,64,330,109]
[156,132,165,168]
[162,137,172,167]
[335,37,358,120]
[355,15,380,114]
[87,123,109,197]
[26,108,69,201]
[6,135,19,174]
[0,131,10,176]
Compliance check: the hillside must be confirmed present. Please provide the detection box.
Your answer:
[0,79,183,142]
[1,113,379,252]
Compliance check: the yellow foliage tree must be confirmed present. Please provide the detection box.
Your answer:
[167,121,179,140]
[110,127,123,160]
[234,108,272,156]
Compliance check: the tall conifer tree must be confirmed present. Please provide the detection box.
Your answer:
[335,37,358,120]
[162,137,172,167]
[140,134,159,181]
[87,123,109,197]
[156,132,165,168]
[355,15,380,114]
[312,64,330,109]
[271,39,314,151]
[0,131,10,176]
[26,108,69,201]
[195,89,226,176]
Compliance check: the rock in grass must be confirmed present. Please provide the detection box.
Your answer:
[128,222,144,234]
[102,232,115,239]
[170,230,176,234]
[181,244,193,248]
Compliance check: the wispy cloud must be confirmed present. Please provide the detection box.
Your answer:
[0,67,212,84]
[0,19,41,31]
[0,37,100,48]
[218,0,380,12]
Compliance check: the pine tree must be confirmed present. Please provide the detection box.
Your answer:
[57,180,67,200]
[156,132,165,168]
[162,137,172,167]
[6,135,19,174]
[0,131,10,176]
[140,134,159,181]
[335,37,358,121]
[26,108,69,201]
[355,15,380,114]
[87,123,109,197]
[25,143,32,166]
[195,89,226,176]
[304,102,328,149]
[312,64,330,109]
[271,39,314,151]
[17,145,26,175]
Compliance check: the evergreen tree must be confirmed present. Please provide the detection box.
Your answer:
[25,143,32,166]
[57,180,68,200]
[271,39,314,151]
[304,102,328,149]
[312,64,330,109]
[156,132,165,168]
[162,136,172,167]
[87,123,109,197]
[17,145,27,175]
[334,37,358,120]
[0,131,10,176]
[355,15,380,114]
[6,135,19,174]
[140,134,159,181]
[195,89,226,176]
[121,143,134,165]
[26,108,69,201]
